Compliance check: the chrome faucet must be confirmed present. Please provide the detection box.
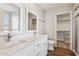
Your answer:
[7,33,12,42]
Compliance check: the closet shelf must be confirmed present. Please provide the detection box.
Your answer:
[56,12,72,49]
[57,19,70,23]
[57,30,70,32]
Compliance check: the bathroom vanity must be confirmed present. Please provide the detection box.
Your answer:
[0,35,48,56]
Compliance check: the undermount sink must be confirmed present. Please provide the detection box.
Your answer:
[0,39,22,50]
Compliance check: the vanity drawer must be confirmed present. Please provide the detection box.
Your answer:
[11,45,34,56]
[11,41,40,56]
[28,41,41,56]
[29,48,40,56]
[33,41,40,48]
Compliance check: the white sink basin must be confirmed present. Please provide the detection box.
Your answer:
[0,39,22,50]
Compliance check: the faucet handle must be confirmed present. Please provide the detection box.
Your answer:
[7,33,12,42]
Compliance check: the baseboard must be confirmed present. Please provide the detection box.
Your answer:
[72,49,78,56]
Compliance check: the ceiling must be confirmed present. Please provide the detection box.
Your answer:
[0,3,19,12]
[36,3,74,11]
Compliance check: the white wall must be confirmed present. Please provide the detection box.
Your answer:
[45,5,74,40]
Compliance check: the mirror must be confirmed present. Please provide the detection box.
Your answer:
[0,3,20,32]
[28,11,37,31]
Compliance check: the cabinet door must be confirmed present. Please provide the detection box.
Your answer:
[41,43,47,56]
[41,35,48,56]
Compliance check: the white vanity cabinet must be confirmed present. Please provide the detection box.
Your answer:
[10,35,48,56]
[11,40,41,56]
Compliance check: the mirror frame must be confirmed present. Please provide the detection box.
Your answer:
[25,9,38,32]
